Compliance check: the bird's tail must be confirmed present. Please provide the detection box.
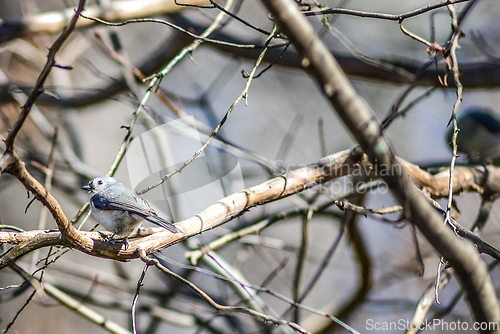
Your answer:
[142,215,182,233]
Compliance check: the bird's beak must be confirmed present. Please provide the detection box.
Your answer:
[82,184,91,191]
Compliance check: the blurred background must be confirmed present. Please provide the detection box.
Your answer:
[1,0,500,333]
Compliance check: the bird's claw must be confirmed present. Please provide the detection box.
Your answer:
[98,232,128,249]
[109,235,129,250]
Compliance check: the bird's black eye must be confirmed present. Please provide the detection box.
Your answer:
[98,180,103,185]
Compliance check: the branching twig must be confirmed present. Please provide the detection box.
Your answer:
[303,0,470,21]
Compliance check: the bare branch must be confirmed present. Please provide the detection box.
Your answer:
[303,0,470,21]
[260,0,500,328]
[3,148,500,264]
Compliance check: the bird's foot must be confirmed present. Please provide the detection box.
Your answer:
[113,236,130,250]
[98,232,129,249]
[98,231,114,243]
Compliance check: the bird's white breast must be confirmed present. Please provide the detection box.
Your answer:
[89,202,144,238]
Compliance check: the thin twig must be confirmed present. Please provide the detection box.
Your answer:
[293,209,311,323]
[30,128,59,271]
[303,0,470,22]
[208,0,272,35]
[276,114,304,162]
[242,42,291,78]
[335,200,402,216]
[444,2,465,228]
[81,14,285,50]
[400,21,431,46]
[2,1,86,151]
[3,290,37,333]
[132,264,150,334]
[325,24,413,80]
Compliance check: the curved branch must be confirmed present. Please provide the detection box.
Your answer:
[0,149,360,266]
[303,0,470,21]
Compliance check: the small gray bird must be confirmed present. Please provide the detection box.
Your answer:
[446,107,500,164]
[82,177,181,244]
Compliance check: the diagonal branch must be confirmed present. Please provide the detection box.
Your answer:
[259,0,500,330]
[3,0,86,151]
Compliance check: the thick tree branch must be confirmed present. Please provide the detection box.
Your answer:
[260,0,500,330]
[2,148,500,265]
[0,149,361,265]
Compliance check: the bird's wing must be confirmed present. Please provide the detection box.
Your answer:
[91,189,182,233]
[469,111,500,134]
[137,214,182,233]
[91,189,152,213]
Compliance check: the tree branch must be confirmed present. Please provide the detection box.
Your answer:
[260,0,500,330]
[2,148,500,265]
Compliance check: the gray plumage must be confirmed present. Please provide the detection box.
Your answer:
[82,177,181,240]
[446,107,500,164]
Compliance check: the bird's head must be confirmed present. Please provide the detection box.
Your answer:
[82,177,120,194]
